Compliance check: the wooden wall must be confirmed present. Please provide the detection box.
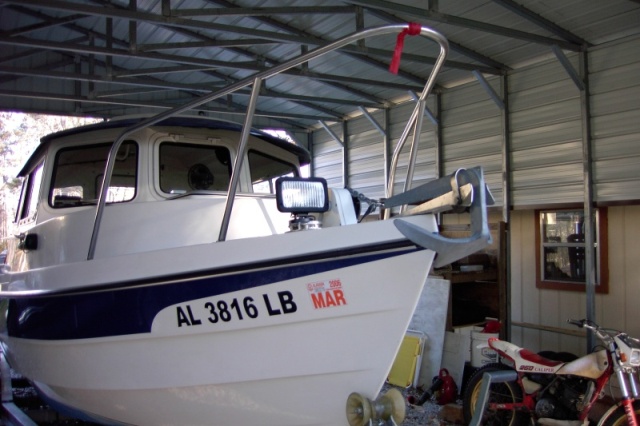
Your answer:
[509,205,640,355]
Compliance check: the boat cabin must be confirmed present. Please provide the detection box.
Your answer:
[8,116,356,272]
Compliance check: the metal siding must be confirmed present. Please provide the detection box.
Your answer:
[509,55,584,206]
[389,100,439,195]
[441,79,504,206]
[310,34,640,209]
[312,122,344,188]
[347,113,387,199]
[590,35,640,202]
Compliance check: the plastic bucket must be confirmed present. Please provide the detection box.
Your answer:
[471,331,499,367]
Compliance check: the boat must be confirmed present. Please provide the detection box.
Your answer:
[0,24,493,426]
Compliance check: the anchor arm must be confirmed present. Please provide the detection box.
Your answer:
[392,167,494,268]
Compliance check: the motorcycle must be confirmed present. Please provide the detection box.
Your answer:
[462,319,640,425]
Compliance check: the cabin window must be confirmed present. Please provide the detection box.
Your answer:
[50,141,138,208]
[535,208,608,293]
[159,142,231,194]
[249,150,298,194]
[15,161,44,223]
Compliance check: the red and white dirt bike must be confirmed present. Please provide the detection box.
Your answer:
[463,319,640,425]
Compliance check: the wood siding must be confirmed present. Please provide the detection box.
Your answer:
[510,206,640,355]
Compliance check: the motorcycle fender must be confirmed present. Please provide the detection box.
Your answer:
[556,349,608,379]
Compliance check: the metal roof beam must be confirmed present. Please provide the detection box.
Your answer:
[8,0,495,79]
[490,0,589,46]
[0,8,392,117]
[171,6,356,18]
[0,36,424,93]
[138,39,278,52]
[143,20,393,104]
[0,89,339,123]
[6,13,86,36]
[107,13,420,103]
[345,0,584,52]
[1,0,322,45]
[363,7,510,72]
[200,0,434,85]
[0,64,385,109]
[6,4,129,49]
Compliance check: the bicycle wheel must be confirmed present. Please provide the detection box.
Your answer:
[462,363,530,426]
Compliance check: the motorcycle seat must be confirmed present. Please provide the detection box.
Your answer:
[519,349,564,367]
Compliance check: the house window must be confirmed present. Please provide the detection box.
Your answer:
[535,208,608,293]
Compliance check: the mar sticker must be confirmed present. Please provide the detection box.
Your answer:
[307,279,347,309]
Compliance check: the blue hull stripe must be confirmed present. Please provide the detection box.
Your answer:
[7,247,417,341]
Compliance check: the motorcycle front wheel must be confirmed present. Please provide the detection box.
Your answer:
[599,400,640,426]
[462,363,530,426]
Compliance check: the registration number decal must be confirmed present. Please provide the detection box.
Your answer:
[307,278,347,309]
[176,291,297,327]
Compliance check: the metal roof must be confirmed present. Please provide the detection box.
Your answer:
[0,0,638,132]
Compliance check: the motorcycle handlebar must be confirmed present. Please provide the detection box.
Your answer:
[568,319,617,345]
[567,318,601,331]
[567,319,584,328]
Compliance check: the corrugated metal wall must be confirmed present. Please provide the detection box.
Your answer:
[509,55,584,206]
[388,100,438,198]
[311,33,640,209]
[591,34,640,202]
[313,99,438,202]
[440,80,504,206]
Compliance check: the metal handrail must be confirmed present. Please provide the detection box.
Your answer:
[87,24,450,260]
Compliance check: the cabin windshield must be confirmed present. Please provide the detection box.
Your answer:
[248,150,298,194]
[50,141,138,207]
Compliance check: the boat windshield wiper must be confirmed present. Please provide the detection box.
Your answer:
[166,190,219,200]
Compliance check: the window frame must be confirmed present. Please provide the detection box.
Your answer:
[535,207,608,293]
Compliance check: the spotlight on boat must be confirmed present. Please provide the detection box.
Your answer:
[345,388,406,426]
[276,177,329,231]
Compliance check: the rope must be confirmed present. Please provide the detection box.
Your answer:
[389,22,422,74]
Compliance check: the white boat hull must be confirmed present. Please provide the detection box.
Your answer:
[2,229,435,425]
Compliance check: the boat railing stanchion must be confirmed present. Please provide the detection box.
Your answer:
[86,24,449,258]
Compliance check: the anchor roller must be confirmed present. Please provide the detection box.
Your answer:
[345,388,406,426]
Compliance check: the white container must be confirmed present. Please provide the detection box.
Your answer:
[471,331,499,367]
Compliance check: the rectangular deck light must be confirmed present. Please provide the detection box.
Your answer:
[276,177,329,213]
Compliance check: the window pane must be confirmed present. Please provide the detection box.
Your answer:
[542,211,585,243]
[159,143,231,194]
[51,141,137,207]
[248,150,297,194]
[17,162,45,221]
[543,246,585,282]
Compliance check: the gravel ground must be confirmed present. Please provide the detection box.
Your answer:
[381,383,462,426]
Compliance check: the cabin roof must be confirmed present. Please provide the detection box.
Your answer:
[19,116,310,177]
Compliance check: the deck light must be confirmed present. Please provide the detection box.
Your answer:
[276,177,329,214]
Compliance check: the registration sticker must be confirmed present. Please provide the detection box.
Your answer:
[307,279,347,309]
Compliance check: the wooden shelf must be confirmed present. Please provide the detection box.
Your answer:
[441,270,497,284]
